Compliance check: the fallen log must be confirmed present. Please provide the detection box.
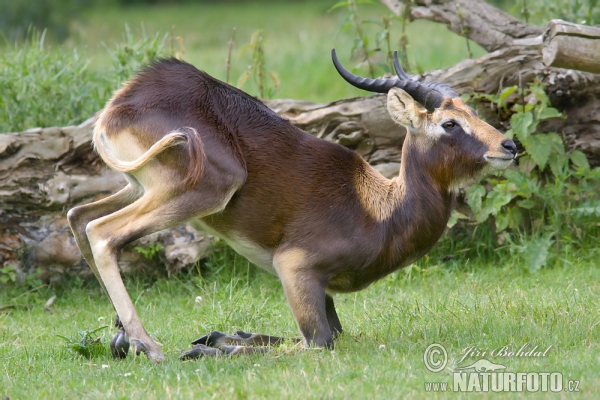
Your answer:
[542,20,600,74]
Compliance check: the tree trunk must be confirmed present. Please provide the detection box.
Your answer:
[542,20,600,74]
[2,1,599,283]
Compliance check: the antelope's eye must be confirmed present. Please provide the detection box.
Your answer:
[443,121,456,130]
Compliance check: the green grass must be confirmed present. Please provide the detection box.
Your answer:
[72,1,485,102]
[1,246,599,399]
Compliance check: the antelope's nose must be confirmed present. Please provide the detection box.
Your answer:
[501,140,517,157]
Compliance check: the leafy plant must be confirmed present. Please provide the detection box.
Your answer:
[514,0,599,25]
[56,326,109,358]
[0,265,43,289]
[330,0,377,76]
[463,81,600,272]
[0,26,171,133]
[103,24,169,86]
[134,243,164,261]
[0,30,107,132]
[0,265,17,284]
[330,0,407,76]
[237,30,280,99]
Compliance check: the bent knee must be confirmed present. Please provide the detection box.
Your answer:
[85,220,111,250]
[67,207,83,227]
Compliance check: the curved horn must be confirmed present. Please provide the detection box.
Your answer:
[392,51,459,112]
[331,48,459,113]
[331,49,398,93]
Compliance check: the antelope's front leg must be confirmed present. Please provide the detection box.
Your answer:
[181,252,336,360]
[279,269,333,349]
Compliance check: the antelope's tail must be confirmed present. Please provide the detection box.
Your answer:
[93,127,205,187]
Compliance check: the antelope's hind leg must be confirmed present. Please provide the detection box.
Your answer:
[67,184,142,358]
[67,184,141,292]
[86,189,230,363]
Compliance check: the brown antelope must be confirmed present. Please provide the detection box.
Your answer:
[67,50,517,363]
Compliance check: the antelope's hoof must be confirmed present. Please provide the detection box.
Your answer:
[233,330,253,339]
[179,344,223,360]
[219,345,269,356]
[110,326,130,359]
[191,331,231,347]
[130,338,165,363]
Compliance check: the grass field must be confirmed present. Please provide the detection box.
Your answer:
[70,1,485,102]
[1,246,599,399]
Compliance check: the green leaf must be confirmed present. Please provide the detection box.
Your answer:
[328,1,350,12]
[517,199,536,209]
[466,184,486,214]
[510,112,534,141]
[507,206,523,229]
[483,187,513,216]
[495,212,510,231]
[447,210,469,228]
[570,201,600,218]
[528,83,550,104]
[338,22,353,32]
[1,265,16,273]
[498,86,517,106]
[548,152,567,178]
[548,132,566,156]
[537,106,562,120]
[362,18,382,26]
[504,169,538,198]
[522,134,553,170]
[570,151,590,170]
[520,235,553,273]
[376,29,388,45]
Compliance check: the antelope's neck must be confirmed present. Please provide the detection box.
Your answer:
[382,142,457,269]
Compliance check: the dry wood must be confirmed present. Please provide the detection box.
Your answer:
[543,19,600,74]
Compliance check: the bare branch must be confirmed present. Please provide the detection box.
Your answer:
[381,0,543,52]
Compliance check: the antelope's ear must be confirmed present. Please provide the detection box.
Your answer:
[387,87,427,133]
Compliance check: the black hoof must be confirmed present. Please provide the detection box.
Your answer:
[191,331,228,347]
[179,344,223,360]
[233,330,252,339]
[130,338,149,356]
[110,326,130,359]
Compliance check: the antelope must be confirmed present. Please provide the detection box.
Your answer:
[67,50,517,363]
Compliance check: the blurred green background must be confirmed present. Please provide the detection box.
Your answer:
[1,0,488,105]
[0,0,597,130]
